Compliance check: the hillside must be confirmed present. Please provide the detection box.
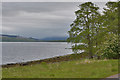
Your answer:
[0,34,41,42]
[0,34,67,42]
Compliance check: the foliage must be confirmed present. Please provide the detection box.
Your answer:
[97,34,119,59]
[67,2,102,58]
[67,1,119,59]
[96,2,119,59]
[103,2,118,34]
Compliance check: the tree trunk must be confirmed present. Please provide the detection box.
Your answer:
[89,41,93,59]
[87,26,93,59]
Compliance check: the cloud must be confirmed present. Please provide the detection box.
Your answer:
[0,3,2,34]
[2,2,106,39]
[2,2,79,16]
[2,0,110,2]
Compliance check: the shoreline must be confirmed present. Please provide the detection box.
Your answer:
[2,52,88,68]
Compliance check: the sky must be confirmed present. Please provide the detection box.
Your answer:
[2,2,106,39]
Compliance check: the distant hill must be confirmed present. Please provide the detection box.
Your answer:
[0,34,41,42]
[0,34,68,42]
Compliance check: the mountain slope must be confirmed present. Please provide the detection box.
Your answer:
[0,34,41,42]
[0,34,67,42]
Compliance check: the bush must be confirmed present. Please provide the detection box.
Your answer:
[97,34,119,59]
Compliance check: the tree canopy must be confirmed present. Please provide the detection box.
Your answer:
[67,2,119,59]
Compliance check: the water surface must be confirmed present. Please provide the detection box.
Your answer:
[2,42,73,64]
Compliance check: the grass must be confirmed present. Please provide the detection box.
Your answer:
[2,59,118,78]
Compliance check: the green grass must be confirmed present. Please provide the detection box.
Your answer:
[2,59,118,78]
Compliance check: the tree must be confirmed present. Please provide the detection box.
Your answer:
[103,2,118,34]
[97,33,119,59]
[92,15,107,55]
[67,2,100,58]
[96,1,119,59]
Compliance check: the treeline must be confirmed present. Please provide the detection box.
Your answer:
[67,2,119,59]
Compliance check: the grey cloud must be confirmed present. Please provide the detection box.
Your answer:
[2,2,79,16]
[2,2,106,39]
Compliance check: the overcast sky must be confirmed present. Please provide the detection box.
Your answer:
[2,2,106,39]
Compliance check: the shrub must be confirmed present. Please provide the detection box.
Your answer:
[97,34,119,59]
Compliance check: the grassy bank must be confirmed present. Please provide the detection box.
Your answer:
[2,53,89,68]
[2,59,118,78]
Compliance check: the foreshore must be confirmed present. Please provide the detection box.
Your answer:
[2,52,88,68]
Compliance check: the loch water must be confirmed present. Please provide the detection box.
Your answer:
[2,42,73,65]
